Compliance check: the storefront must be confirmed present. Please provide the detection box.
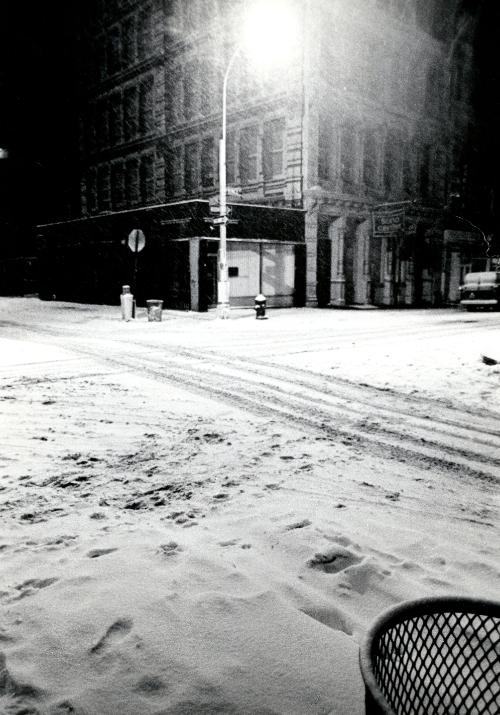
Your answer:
[36,200,306,312]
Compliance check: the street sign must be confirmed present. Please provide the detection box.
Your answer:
[209,204,231,215]
[127,229,145,253]
[203,216,238,226]
[372,210,405,238]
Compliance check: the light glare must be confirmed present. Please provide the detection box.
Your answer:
[242,0,300,69]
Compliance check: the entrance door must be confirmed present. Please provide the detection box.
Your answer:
[202,252,218,309]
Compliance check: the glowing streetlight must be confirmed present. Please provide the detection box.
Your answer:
[216,0,300,319]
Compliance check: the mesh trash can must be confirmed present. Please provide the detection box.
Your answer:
[146,299,163,322]
[360,596,500,715]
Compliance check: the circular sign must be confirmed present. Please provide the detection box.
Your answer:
[127,229,145,253]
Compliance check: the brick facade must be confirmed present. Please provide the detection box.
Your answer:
[73,0,483,308]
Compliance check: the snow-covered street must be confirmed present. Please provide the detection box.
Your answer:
[0,297,499,714]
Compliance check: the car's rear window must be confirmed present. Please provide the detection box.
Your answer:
[463,272,498,285]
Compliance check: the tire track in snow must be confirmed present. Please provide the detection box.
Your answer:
[3,322,500,484]
[86,343,500,485]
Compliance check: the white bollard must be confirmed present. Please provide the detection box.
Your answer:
[120,285,134,321]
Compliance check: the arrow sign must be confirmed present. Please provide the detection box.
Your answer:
[128,229,146,253]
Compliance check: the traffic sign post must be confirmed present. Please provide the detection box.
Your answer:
[127,229,146,299]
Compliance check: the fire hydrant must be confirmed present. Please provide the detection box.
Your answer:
[254,293,267,319]
[120,285,134,321]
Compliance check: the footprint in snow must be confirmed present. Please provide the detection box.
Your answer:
[158,541,183,556]
[285,519,312,531]
[308,547,362,574]
[90,618,133,654]
[87,548,117,559]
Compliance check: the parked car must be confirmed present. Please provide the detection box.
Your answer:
[459,271,500,311]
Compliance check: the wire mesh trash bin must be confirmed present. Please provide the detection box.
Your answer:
[146,299,163,322]
[359,596,500,715]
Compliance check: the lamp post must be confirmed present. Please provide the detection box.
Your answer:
[215,0,300,319]
[217,47,240,320]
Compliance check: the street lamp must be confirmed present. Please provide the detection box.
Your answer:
[216,0,300,319]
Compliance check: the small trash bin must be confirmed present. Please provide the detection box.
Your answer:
[146,299,163,322]
[360,596,500,715]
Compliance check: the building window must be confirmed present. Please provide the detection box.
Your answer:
[97,37,107,81]
[140,154,155,204]
[97,164,111,212]
[85,103,97,154]
[201,137,215,188]
[183,61,199,119]
[318,118,331,182]
[452,45,466,102]
[182,0,198,32]
[425,64,444,115]
[122,16,137,67]
[419,144,431,198]
[402,143,414,195]
[226,131,236,185]
[263,118,285,181]
[96,98,110,149]
[383,130,402,194]
[137,6,153,62]
[200,61,215,117]
[124,86,138,142]
[107,25,122,75]
[165,145,183,196]
[111,161,125,209]
[172,145,183,194]
[169,66,183,125]
[86,168,97,214]
[139,76,154,135]
[340,123,356,187]
[239,125,259,184]
[125,158,139,205]
[184,142,198,193]
[363,129,378,189]
[109,93,123,146]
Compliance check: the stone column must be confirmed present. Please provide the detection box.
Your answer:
[329,217,346,306]
[305,206,319,307]
[189,237,201,312]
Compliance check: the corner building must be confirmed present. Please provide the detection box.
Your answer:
[39,0,485,310]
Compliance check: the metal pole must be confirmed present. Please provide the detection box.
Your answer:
[217,47,240,319]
